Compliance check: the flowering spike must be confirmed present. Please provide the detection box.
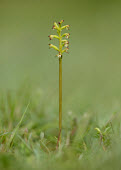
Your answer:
[49,20,70,57]
[48,20,70,145]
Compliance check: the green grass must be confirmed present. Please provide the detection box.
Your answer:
[1,1,121,169]
[0,84,121,170]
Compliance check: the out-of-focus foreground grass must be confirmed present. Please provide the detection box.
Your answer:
[0,0,121,169]
[0,85,121,170]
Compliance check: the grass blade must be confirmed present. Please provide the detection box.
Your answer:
[8,102,30,147]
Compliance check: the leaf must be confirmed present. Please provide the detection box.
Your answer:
[95,127,102,135]
[8,102,30,148]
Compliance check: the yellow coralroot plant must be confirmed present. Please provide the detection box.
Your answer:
[48,20,70,145]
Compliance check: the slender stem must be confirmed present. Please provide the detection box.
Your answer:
[59,27,62,143]
[59,57,62,143]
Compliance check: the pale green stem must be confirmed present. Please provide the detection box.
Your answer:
[59,29,62,143]
[59,57,62,143]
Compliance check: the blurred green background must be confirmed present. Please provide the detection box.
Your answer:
[1,1,121,169]
[0,0,121,110]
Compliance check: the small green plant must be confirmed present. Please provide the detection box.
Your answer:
[48,20,70,145]
[95,125,113,151]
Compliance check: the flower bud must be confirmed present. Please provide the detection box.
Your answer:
[48,35,52,40]
[53,22,60,30]
[61,25,70,30]
[62,40,69,47]
[64,42,69,48]
[48,35,59,40]
[62,48,69,53]
[62,33,70,39]
[49,44,59,51]
[58,20,64,25]
[56,54,62,58]
[52,25,56,30]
